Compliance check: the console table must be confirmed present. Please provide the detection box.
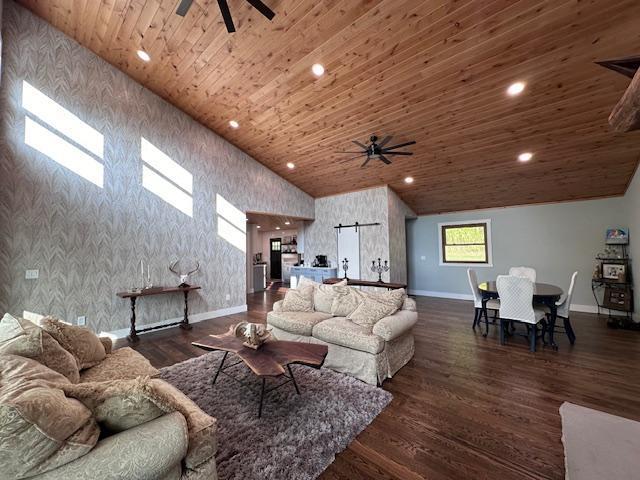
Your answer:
[323,277,407,290]
[116,286,201,343]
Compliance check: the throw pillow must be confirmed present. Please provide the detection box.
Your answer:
[0,354,100,479]
[39,316,107,369]
[59,377,164,434]
[281,284,314,312]
[62,377,216,469]
[331,287,365,317]
[347,288,406,326]
[0,314,80,383]
[0,313,42,357]
[314,280,348,314]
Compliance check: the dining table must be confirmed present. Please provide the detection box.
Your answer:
[478,281,564,349]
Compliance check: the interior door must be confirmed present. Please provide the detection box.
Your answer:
[270,238,282,280]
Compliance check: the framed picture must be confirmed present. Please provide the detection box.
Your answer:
[602,263,626,282]
[605,228,629,245]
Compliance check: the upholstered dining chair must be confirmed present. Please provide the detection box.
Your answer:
[541,271,578,345]
[508,266,537,282]
[467,269,500,334]
[496,275,547,352]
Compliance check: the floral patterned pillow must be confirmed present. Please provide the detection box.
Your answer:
[347,289,406,326]
[281,284,314,312]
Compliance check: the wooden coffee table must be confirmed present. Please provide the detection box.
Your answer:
[192,333,328,417]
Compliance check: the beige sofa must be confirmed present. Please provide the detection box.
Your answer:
[267,287,418,386]
[0,314,217,480]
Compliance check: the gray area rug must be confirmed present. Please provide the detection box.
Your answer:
[560,402,640,480]
[159,351,392,480]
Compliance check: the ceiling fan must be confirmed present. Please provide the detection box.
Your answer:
[176,0,275,33]
[337,135,417,168]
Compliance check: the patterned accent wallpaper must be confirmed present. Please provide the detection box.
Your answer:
[304,186,414,284]
[0,1,314,333]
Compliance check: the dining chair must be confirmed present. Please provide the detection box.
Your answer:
[508,266,537,283]
[467,269,500,333]
[541,271,578,345]
[496,275,547,352]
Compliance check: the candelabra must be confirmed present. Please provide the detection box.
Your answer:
[342,258,349,279]
[371,258,389,283]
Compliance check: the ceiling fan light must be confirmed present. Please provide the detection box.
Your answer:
[404,176,414,184]
[518,152,533,162]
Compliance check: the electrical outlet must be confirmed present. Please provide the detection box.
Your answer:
[77,316,86,326]
[225,294,230,301]
[25,269,39,279]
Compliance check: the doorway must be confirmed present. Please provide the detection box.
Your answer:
[270,238,282,280]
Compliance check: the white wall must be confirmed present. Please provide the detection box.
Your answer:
[625,167,640,320]
[407,196,629,310]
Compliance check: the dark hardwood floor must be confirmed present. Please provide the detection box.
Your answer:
[118,290,640,480]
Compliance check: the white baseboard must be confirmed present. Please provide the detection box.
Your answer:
[408,289,474,301]
[408,290,608,315]
[102,304,248,339]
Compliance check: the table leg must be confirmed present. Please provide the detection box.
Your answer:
[287,364,301,395]
[126,297,138,343]
[212,351,228,385]
[548,304,559,350]
[258,378,266,418]
[180,290,193,330]
[481,298,489,337]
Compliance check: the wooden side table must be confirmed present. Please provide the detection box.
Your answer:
[116,286,201,343]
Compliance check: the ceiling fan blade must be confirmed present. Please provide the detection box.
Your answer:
[378,136,393,148]
[352,140,368,150]
[361,156,371,168]
[176,0,193,16]
[384,140,416,151]
[335,151,367,154]
[379,154,392,165]
[245,0,276,20]
[217,0,236,32]
[383,151,413,156]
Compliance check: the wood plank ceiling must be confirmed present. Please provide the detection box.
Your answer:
[17,0,640,215]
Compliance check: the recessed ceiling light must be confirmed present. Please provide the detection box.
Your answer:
[275,226,281,230]
[311,63,325,77]
[507,81,526,96]
[257,225,261,229]
[229,120,239,129]
[518,152,533,162]
[137,50,151,62]
[404,176,414,184]
[286,162,295,169]
[284,221,290,225]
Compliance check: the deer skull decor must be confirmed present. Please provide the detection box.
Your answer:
[169,260,200,287]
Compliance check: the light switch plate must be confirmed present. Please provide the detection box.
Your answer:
[420,256,426,261]
[225,294,230,301]
[25,269,39,279]
[77,316,86,326]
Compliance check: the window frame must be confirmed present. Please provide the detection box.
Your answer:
[438,219,493,267]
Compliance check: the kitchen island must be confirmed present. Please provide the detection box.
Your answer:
[290,266,338,288]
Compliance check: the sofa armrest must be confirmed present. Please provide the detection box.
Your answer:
[273,300,284,312]
[99,336,113,354]
[32,412,188,480]
[373,310,418,342]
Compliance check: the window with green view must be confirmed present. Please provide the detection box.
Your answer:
[440,222,489,264]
